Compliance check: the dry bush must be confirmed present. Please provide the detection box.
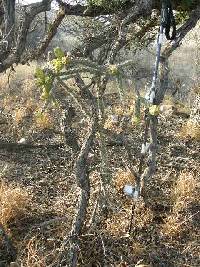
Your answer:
[161,213,184,237]
[103,92,137,130]
[106,169,154,236]
[133,204,154,230]
[161,172,199,237]
[162,95,175,106]
[159,96,190,121]
[20,221,69,267]
[0,181,31,228]
[0,63,57,136]
[12,99,37,124]
[104,196,153,237]
[0,74,8,93]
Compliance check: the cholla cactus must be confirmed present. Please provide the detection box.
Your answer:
[60,106,79,152]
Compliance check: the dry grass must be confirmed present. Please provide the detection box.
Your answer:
[0,64,59,141]
[0,180,31,228]
[103,93,136,132]
[34,111,53,130]
[13,107,28,124]
[105,169,154,237]
[105,208,131,236]
[114,169,136,193]
[179,120,200,140]
[161,172,199,237]
[173,172,199,209]
[26,237,46,267]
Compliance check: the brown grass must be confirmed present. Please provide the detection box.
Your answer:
[0,181,31,228]
[0,63,199,266]
[161,172,199,237]
[105,208,131,236]
[173,172,199,210]
[13,107,28,124]
[0,65,58,139]
[179,120,200,140]
[34,111,53,130]
[114,169,136,193]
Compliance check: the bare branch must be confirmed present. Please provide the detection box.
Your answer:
[0,0,51,72]
[24,5,66,61]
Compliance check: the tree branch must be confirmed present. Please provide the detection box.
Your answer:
[55,0,199,18]
[0,0,51,72]
[23,5,66,62]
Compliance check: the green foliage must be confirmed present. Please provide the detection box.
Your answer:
[51,48,70,74]
[51,59,64,73]
[35,68,54,100]
[54,47,65,59]
[35,48,71,101]
[132,96,161,125]
[108,65,119,76]
[176,11,189,24]
[35,68,46,86]
[87,0,128,11]
[149,105,160,116]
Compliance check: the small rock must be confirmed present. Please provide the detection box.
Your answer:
[123,184,134,196]
[18,137,26,144]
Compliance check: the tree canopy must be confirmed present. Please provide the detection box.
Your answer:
[0,0,200,73]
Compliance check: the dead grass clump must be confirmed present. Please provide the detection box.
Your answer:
[13,107,27,124]
[161,172,199,237]
[173,172,199,211]
[105,202,153,237]
[0,75,8,92]
[130,241,146,258]
[161,214,183,237]
[179,120,200,140]
[104,114,123,133]
[34,111,53,130]
[0,181,30,227]
[105,208,131,236]
[114,169,136,193]
[21,221,68,266]
[134,205,154,230]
